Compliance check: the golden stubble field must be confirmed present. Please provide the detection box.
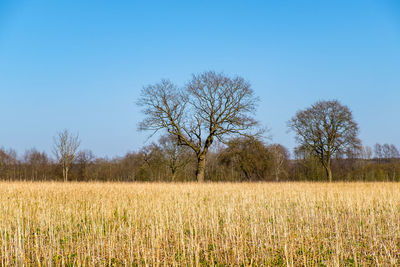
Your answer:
[0,182,399,266]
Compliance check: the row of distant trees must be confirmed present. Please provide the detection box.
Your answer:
[1,71,399,182]
[0,138,399,182]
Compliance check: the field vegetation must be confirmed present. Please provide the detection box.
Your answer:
[1,182,399,266]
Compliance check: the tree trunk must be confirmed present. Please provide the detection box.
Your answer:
[275,162,281,182]
[63,166,69,182]
[321,157,333,182]
[196,155,206,182]
[324,165,332,182]
[171,168,176,181]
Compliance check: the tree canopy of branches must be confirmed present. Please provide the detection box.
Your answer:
[53,129,80,182]
[288,100,360,182]
[138,71,260,182]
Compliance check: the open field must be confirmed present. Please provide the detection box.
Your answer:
[1,182,400,266]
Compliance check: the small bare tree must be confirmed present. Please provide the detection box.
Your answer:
[23,148,49,180]
[382,144,392,160]
[268,144,289,181]
[76,149,96,181]
[390,145,400,159]
[53,129,80,182]
[360,145,372,160]
[138,71,260,182]
[374,143,383,160]
[158,134,193,181]
[288,100,360,182]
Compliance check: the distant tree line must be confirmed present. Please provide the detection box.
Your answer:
[1,71,399,182]
[1,139,399,182]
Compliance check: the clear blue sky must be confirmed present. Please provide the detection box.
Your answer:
[1,0,399,158]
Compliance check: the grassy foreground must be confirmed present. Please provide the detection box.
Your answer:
[0,182,399,266]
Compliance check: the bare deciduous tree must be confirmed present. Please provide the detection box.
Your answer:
[268,144,289,181]
[76,149,95,181]
[24,148,49,180]
[158,134,193,181]
[0,148,18,180]
[288,100,360,182]
[138,71,260,182]
[360,145,372,160]
[390,145,400,159]
[374,143,383,160]
[139,143,166,181]
[375,143,400,161]
[382,144,392,160]
[53,129,80,182]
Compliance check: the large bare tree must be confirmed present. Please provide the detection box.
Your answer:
[53,129,80,182]
[138,71,260,182]
[288,100,360,182]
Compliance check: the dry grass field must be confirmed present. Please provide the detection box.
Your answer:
[0,182,399,266]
